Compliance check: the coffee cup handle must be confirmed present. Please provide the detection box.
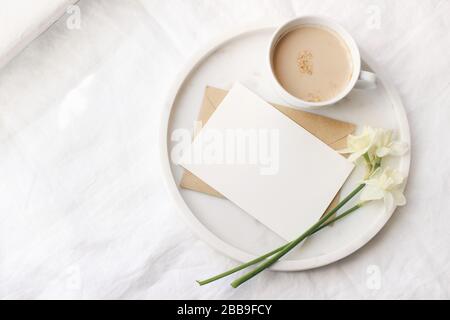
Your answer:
[355,70,377,89]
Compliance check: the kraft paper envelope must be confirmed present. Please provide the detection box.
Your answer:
[179,83,354,241]
[180,86,356,202]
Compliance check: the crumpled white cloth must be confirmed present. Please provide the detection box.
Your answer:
[0,0,449,299]
[0,0,76,70]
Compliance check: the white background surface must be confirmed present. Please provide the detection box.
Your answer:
[0,0,449,299]
[0,0,76,69]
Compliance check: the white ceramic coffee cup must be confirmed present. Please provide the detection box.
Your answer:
[268,16,376,110]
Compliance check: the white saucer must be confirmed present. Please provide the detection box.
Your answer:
[159,25,411,271]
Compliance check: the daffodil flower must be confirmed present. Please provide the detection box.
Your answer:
[360,167,406,210]
[339,126,377,162]
[374,129,409,158]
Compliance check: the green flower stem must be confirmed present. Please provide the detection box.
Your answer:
[197,203,362,286]
[363,153,371,164]
[196,245,288,286]
[312,203,361,233]
[230,183,365,288]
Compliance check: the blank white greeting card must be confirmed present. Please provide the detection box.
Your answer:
[179,83,354,241]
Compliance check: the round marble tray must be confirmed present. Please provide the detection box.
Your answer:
[159,25,410,271]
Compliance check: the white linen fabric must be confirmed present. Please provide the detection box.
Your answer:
[0,0,77,69]
[0,0,449,299]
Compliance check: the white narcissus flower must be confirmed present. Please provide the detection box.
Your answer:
[340,127,409,163]
[339,126,377,162]
[360,167,406,210]
[374,129,409,158]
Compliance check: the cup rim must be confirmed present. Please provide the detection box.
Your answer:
[268,15,361,109]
